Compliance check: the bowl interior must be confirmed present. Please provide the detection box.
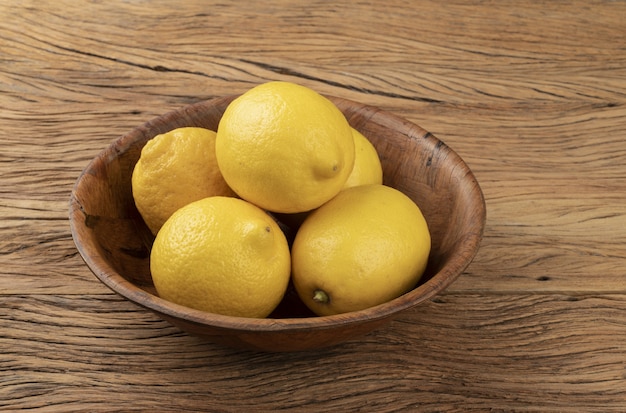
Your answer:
[69,95,485,330]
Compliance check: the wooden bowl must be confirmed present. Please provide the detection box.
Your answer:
[69,95,486,352]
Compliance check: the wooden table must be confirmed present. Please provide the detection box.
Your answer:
[2,1,625,411]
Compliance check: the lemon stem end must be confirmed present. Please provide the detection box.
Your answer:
[312,289,330,304]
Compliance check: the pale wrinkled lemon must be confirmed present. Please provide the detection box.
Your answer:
[132,127,235,235]
[291,184,431,316]
[150,196,291,318]
[215,81,355,213]
[343,128,383,189]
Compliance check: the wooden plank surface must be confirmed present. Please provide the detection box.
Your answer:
[2,294,626,412]
[1,0,625,411]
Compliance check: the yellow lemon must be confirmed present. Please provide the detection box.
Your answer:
[150,196,291,318]
[291,184,431,316]
[215,81,355,213]
[343,128,383,189]
[131,127,235,235]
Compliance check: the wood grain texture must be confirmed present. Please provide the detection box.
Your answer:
[1,0,625,410]
[2,294,625,412]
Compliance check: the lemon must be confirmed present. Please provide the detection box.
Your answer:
[132,127,236,235]
[291,184,431,316]
[215,81,355,213]
[150,196,291,318]
[343,128,383,189]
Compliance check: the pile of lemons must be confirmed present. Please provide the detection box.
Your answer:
[132,81,431,318]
